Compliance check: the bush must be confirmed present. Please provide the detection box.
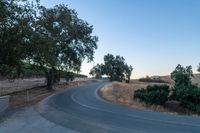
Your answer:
[170,85,200,113]
[170,64,200,113]
[134,85,170,105]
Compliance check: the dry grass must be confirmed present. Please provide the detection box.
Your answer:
[144,74,200,86]
[99,74,200,115]
[99,82,173,113]
[130,74,200,90]
[99,79,200,116]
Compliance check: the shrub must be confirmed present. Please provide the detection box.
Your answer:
[134,85,170,105]
[170,85,200,113]
[171,64,193,87]
[170,65,200,113]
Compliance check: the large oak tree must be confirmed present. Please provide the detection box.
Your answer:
[90,54,133,83]
[29,4,98,89]
[0,1,98,89]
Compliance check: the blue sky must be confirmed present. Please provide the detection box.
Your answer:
[40,0,200,78]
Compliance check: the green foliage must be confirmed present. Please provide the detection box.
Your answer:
[90,54,133,82]
[73,73,88,78]
[170,85,200,113]
[0,62,45,79]
[89,64,104,78]
[134,85,170,105]
[0,1,98,89]
[29,4,98,89]
[124,65,133,83]
[170,64,200,113]
[31,4,98,69]
[0,64,17,79]
[0,64,13,77]
[0,0,38,69]
[181,87,200,113]
[171,64,193,87]
[170,64,193,101]
[21,63,45,78]
[64,72,75,82]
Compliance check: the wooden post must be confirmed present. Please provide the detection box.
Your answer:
[26,89,30,102]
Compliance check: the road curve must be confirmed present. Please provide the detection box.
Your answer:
[36,80,200,133]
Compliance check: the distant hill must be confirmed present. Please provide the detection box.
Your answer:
[156,74,200,86]
[134,74,200,86]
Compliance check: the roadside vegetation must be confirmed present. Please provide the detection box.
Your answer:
[134,64,200,114]
[99,82,168,112]
[90,54,133,83]
[170,65,200,113]
[134,85,170,105]
[0,0,98,89]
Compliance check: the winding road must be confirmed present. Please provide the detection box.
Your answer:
[37,80,200,133]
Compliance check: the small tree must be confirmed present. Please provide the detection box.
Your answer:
[171,64,193,87]
[170,64,194,100]
[90,54,133,82]
[171,64,200,113]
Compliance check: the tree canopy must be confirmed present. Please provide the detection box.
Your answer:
[0,0,39,77]
[170,64,200,113]
[0,0,98,89]
[29,4,98,89]
[171,64,193,87]
[90,54,133,83]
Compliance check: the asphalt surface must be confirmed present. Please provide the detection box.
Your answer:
[0,107,78,133]
[36,80,200,133]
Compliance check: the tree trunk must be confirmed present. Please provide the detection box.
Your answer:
[45,68,54,90]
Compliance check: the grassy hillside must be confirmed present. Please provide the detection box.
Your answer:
[159,74,200,86]
[134,74,200,86]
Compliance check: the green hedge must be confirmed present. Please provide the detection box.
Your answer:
[134,85,170,105]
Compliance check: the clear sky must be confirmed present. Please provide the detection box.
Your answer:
[40,0,200,79]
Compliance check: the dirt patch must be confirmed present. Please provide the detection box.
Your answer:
[9,79,98,107]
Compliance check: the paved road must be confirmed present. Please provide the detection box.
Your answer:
[36,80,200,133]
